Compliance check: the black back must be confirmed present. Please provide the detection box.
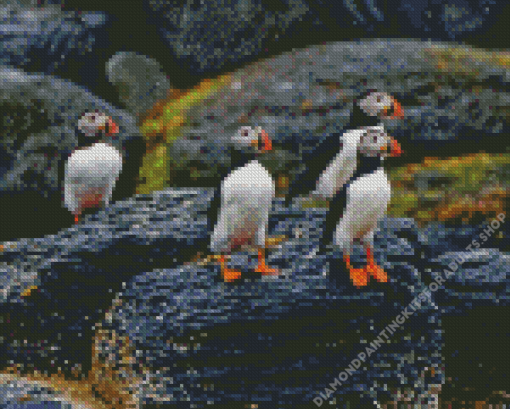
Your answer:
[284,132,343,206]
[348,97,381,130]
[207,185,222,238]
[285,95,380,206]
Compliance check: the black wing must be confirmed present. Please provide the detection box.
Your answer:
[285,132,342,206]
[207,185,222,238]
[321,181,349,246]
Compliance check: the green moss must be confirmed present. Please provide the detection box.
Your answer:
[137,74,233,194]
[137,146,168,195]
[388,153,510,223]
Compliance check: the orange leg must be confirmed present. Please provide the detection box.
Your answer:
[343,255,368,287]
[254,248,279,276]
[74,212,81,225]
[365,248,388,283]
[219,254,242,282]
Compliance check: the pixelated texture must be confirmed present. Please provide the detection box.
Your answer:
[0,1,106,75]
[106,51,172,117]
[11,189,506,405]
[0,1,509,407]
[138,39,510,197]
[0,66,144,243]
[143,0,508,73]
[144,0,313,73]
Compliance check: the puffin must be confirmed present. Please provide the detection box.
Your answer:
[209,126,279,282]
[284,91,405,287]
[321,125,403,287]
[63,111,123,224]
[284,91,404,207]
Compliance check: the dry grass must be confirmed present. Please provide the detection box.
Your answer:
[423,45,510,77]
[388,153,509,225]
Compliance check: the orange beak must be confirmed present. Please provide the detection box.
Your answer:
[391,99,404,119]
[389,137,403,157]
[99,117,119,136]
[260,129,272,152]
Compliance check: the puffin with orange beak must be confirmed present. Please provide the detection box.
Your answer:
[284,91,404,287]
[209,126,279,282]
[64,111,123,225]
[285,91,404,207]
[322,125,403,287]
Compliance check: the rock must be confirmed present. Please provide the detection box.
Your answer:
[2,186,508,405]
[108,262,441,407]
[141,40,510,194]
[0,1,108,85]
[0,376,61,405]
[143,0,313,74]
[1,188,444,406]
[142,0,508,75]
[0,188,213,377]
[0,67,144,242]
[417,220,509,261]
[441,306,510,403]
[106,51,172,118]
[423,249,510,312]
[418,248,510,400]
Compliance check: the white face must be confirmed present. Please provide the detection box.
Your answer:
[358,92,393,118]
[77,112,112,137]
[232,126,259,149]
[358,126,392,158]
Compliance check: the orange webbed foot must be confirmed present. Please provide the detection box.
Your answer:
[255,248,279,276]
[222,269,242,282]
[343,255,368,287]
[255,265,280,276]
[348,267,369,287]
[365,248,388,283]
[366,263,388,283]
[218,255,242,282]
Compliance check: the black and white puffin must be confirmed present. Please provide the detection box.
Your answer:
[284,91,404,287]
[209,126,279,282]
[321,125,402,287]
[63,111,123,224]
[284,91,404,207]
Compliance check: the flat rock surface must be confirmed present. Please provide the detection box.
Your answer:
[2,188,508,406]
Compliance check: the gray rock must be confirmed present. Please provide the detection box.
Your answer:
[0,374,76,408]
[161,40,509,189]
[0,67,144,242]
[106,51,172,117]
[0,1,106,75]
[142,0,508,74]
[144,0,313,73]
[2,185,508,405]
[424,249,510,313]
[0,187,447,406]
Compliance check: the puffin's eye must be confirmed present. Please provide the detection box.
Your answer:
[242,130,248,137]
[373,136,378,143]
